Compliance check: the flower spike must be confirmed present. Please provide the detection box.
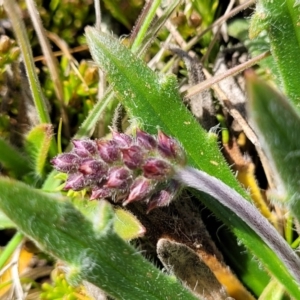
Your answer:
[51,129,185,211]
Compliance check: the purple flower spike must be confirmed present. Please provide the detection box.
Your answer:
[51,153,79,173]
[105,166,132,189]
[121,145,144,169]
[147,190,172,213]
[136,129,157,150]
[97,140,120,163]
[124,177,154,205]
[52,128,187,211]
[143,158,174,180]
[157,130,186,165]
[112,131,133,148]
[79,159,107,180]
[72,139,97,157]
[64,173,86,191]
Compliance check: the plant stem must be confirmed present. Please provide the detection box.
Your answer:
[25,0,70,138]
[2,0,57,157]
[285,214,293,245]
[0,231,24,270]
[2,0,51,125]
[175,166,300,285]
[130,0,162,53]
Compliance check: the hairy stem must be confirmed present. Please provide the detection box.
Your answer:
[130,0,161,53]
[175,166,300,284]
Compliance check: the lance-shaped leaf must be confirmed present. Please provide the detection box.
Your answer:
[0,177,197,300]
[247,72,300,221]
[250,0,300,107]
[24,124,53,179]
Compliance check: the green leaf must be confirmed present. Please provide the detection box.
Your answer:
[85,27,300,298]
[0,177,197,300]
[251,0,300,108]
[24,124,53,179]
[0,137,31,177]
[114,208,146,240]
[247,72,300,222]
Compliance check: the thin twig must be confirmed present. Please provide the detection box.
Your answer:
[11,240,25,300]
[94,0,102,31]
[34,45,89,62]
[148,34,173,69]
[186,0,256,51]
[0,260,16,277]
[47,32,89,90]
[201,0,235,63]
[183,51,270,99]
[156,6,187,49]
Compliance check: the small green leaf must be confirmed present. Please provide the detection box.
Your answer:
[247,72,300,221]
[114,208,146,240]
[24,124,53,179]
[0,177,197,299]
[72,198,145,240]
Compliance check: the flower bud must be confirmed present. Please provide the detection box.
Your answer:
[51,153,79,172]
[90,186,111,199]
[147,190,172,213]
[105,167,132,189]
[73,139,97,157]
[147,180,181,212]
[124,177,154,205]
[121,145,144,169]
[0,36,11,53]
[84,67,98,85]
[142,158,174,180]
[112,131,132,148]
[79,159,107,180]
[157,130,186,165]
[136,129,157,150]
[97,140,120,163]
[64,173,86,191]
